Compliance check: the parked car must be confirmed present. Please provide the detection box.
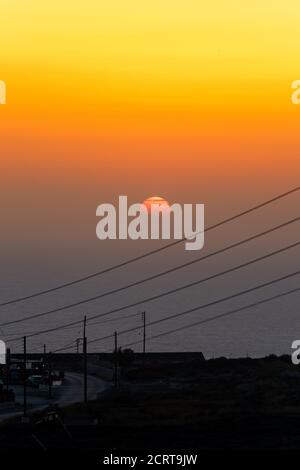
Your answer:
[27,375,44,388]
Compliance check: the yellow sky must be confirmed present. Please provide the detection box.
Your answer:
[1,1,300,147]
[2,1,300,86]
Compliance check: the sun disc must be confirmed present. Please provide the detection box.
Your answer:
[143,196,170,213]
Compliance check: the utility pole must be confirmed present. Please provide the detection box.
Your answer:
[48,354,53,400]
[83,315,87,404]
[76,338,80,354]
[114,331,118,388]
[83,315,87,341]
[23,336,27,418]
[6,347,10,393]
[142,311,146,354]
[43,344,46,373]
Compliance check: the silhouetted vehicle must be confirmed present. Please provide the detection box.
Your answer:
[27,375,44,388]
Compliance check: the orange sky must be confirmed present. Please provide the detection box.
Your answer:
[0,0,299,248]
[0,1,300,355]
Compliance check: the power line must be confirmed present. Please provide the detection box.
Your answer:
[5,235,299,340]
[2,217,298,329]
[4,311,141,340]
[1,186,298,308]
[21,218,300,320]
[53,338,76,353]
[120,286,300,350]
[54,270,300,351]
[89,311,141,326]
[13,239,300,340]
[85,269,300,346]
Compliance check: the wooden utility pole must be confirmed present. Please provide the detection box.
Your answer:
[142,311,146,354]
[6,347,10,393]
[83,315,87,340]
[114,331,118,388]
[43,344,46,373]
[48,354,52,400]
[23,336,27,418]
[83,315,87,404]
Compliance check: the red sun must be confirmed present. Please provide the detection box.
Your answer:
[143,196,170,213]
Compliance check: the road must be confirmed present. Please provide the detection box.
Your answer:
[57,372,106,406]
[0,372,107,422]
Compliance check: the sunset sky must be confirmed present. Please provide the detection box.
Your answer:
[0,1,299,354]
